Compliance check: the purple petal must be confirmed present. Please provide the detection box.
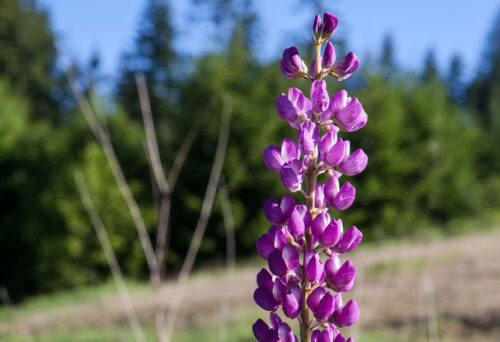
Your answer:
[272,279,287,303]
[332,182,355,211]
[268,249,288,276]
[253,319,271,342]
[281,138,300,163]
[338,148,368,176]
[322,12,338,38]
[257,268,274,292]
[280,161,303,192]
[276,94,299,122]
[277,322,297,342]
[269,312,283,331]
[325,138,346,166]
[263,145,284,173]
[324,176,340,203]
[288,205,311,238]
[334,52,360,80]
[305,249,324,283]
[332,299,360,327]
[264,198,286,225]
[313,14,322,37]
[282,244,300,270]
[329,90,348,117]
[330,260,356,292]
[281,46,308,79]
[254,286,279,311]
[311,211,330,239]
[283,292,301,318]
[319,131,337,159]
[336,226,362,253]
[314,291,335,320]
[315,183,326,208]
[322,41,336,68]
[280,194,296,219]
[321,220,342,247]
[307,286,327,311]
[257,234,274,259]
[311,80,330,114]
[334,97,367,132]
[298,121,319,155]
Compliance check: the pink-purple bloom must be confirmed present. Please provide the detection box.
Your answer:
[255,11,368,342]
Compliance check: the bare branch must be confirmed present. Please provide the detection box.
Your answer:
[157,98,214,279]
[135,71,169,194]
[161,96,233,341]
[74,171,145,342]
[217,176,237,342]
[64,66,159,283]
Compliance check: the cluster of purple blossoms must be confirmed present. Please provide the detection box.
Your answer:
[253,12,368,342]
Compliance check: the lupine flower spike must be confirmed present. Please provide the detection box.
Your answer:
[254,12,368,342]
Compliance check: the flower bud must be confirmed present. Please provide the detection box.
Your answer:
[305,249,325,283]
[326,256,356,292]
[268,244,300,276]
[280,159,304,192]
[332,299,360,327]
[330,182,355,211]
[281,46,308,79]
[307,287,335,320]
[324,176,340,203]
[313,14,322,39]
[263,145,284,173]
[322,42,336,68]
[288,205,312,238]
[283,284,302,318]
[325,138,346,166]
[315,183,326,208]
[276,94,299,122]
[298,121,320,155]
[335,98,367,132]
[336,226,362,253]
[338,148,368,176]
[333,52,360,81]
[321,218,342,247]
[311,80,330,114]
[263,195,295,226]
[321,12,338,40]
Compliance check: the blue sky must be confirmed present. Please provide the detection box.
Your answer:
[40,0,499,82]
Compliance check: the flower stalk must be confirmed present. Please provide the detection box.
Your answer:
[254,12,366,342]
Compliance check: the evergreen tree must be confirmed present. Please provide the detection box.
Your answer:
[116,0,176,122]
[422,50,439,81]
[0,0,62,121]
[447,54,464,102]
[380,35,397,79]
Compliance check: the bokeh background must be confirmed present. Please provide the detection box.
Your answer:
[1,0,500,341]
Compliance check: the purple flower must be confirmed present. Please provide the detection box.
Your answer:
[307,287,335,320]
[263,139,300,173]
[311,212,342,247]
[298,121,319,155]
[324,179,356,211]
[313,14,322,40]
[315,183,326,208]
[281,46,308,79]
[322,42,336,68]
[264,195,295,226]
[288,205,312,238]
[329,90,367,132]
[283,283,302,318]
[311,327,342,342]
[332,299,360,327]
[321,12,338,40]
[333,52,360,81]
[338,142,368,176]
[325,254,356,292]
[335,226,362,253]
[288,87,312,125]
[311,80,330,114]
[256,225,287,259]
[268,244,300,276]
[305,249,324,283]
[254,268,280,311]
[280,159,304,192]
[253,313,298,342]
[276,94,299,122]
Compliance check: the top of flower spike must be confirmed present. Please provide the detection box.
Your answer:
[313,12,338,43]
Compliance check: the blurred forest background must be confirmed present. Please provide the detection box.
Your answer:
[1,0,500,305]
